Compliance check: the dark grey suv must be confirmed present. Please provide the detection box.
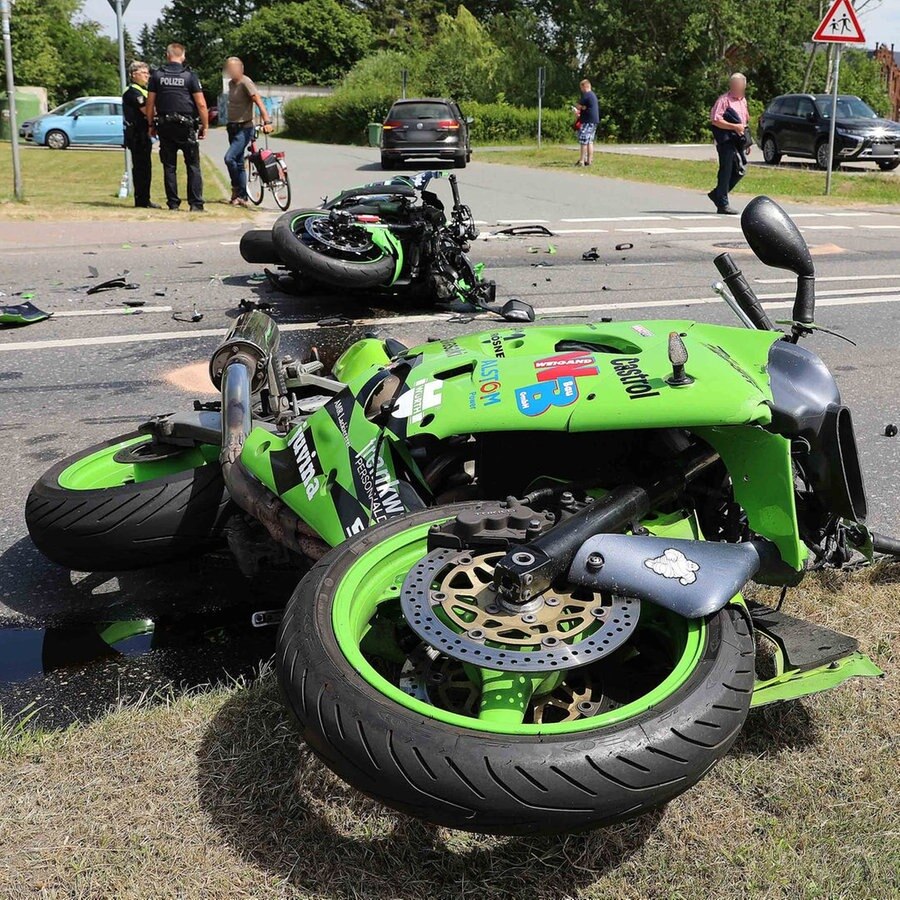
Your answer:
[380,98,472,170]
[757,93,900,171]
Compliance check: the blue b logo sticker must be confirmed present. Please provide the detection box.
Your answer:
[515,376,579,416]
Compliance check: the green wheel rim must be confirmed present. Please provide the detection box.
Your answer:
[57,436,218,491]
[332,518,707,735]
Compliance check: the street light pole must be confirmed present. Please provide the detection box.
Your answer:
[1,0,23,201]
[824,42,842,196]
[112,0,131,198]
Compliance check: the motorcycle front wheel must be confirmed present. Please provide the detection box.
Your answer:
[272,209,396,290]
[26,433,229,571]
[277,503,755,835]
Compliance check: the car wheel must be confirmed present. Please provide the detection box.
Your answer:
[380,155,396,170]
[762,136,782,165]
[454,153,467,169]
[815,140,835,171]
[877,159,900,172]
[46,130,69,150]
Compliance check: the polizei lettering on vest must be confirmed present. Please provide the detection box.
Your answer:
[610,357,661,400]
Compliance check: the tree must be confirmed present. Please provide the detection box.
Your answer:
[230,0,373,85]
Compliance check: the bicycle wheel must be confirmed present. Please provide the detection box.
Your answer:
[247,157,264,206]
[272,165,291,211]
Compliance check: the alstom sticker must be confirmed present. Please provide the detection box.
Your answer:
[515,376,579,416]
[534,352,598,382]
[391,378,442,423]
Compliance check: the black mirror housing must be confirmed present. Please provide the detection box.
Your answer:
[741,196,816,324]
[500,299,535,322]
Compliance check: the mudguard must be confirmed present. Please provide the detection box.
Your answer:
[569,534,785,618]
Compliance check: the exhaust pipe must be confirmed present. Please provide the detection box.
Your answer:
[213,313,328,561]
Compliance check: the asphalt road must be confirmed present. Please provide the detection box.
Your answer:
[1,137,899,634]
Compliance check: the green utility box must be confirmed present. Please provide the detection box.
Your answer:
[367,122,382,147]
[0,91,43,140]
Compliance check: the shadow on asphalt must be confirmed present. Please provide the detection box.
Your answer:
[197,678,664,895]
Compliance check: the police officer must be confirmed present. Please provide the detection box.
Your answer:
[122,61,159,209]
[146,43,209,212]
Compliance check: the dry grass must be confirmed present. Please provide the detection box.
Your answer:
[0,569,897,900]
[0,143,248,221]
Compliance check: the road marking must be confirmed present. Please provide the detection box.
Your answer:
[496,219,550,224]
[755,273,900,284]
[799,225,853,231]
[826,211,873,217]
[52,305,173,318]
[617,226,743,234]
[559,216,671,222]
[219,241,241,246]
[4,290,900,354]
[861,224,900,230]
[554,228,609,234]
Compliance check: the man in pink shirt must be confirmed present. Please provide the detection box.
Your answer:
[708,73,751,215]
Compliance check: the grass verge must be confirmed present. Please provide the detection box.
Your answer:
[0,144,248,221]
[0,568,896,899]
[483,145,900,206]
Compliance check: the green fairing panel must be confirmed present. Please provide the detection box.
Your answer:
[751,652,883,707]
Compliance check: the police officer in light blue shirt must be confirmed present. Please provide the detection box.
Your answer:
[146,43,209,212]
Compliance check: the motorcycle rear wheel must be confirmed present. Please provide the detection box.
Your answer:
[26,433,229,571]
[277,503,755,835]
[272,209,396,290]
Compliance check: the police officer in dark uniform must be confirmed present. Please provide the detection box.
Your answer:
[146,42,209,212]
[122,61,159,209]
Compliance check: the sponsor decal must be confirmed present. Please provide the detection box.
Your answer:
[358,438,405,522]
[391,378,442,424]
[476,359,502,406]
[345,517,365,538]
[516,376,579,416]
[534,351,598,382]
[632,325,653,337]
[644,548,700,585]
[610,357,660,400]
[488,332,506,359]
[440,338,465,358]
[288,425,323,501]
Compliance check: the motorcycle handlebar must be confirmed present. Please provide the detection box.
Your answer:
[714,253,775,331]
[449,173,461,208]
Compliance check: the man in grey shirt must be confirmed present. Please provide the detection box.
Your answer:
[224,57,272,205]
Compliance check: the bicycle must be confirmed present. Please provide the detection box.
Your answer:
[246,127,291,211]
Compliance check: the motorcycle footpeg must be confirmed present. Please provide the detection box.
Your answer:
[251,609,284,628]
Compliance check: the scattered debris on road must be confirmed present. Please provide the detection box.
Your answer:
[318,314,354,327]
[615,242,634,251]
[885,424,898,437]
[239,298,273,312]
[86,274,139,295]
[494,224,555,238]
[582,247,601,261]
[0,301,51,327]
[172,306,203,323]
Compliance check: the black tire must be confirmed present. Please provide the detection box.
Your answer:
[46,129,69,150]
[25,433,229,572]
[380,155,396,170]
[877,159,900,172]
[762,135,782,165]
[277,506,756,835]
[272,167,292,211]
[272,209,397,290]
[247,158,264,206]
[816,140,835,171]
[454,153,467,169]
[239,229,282,265]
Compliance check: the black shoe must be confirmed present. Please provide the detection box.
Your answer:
[168,205,181,211]
[717,206,740,216]
[707,190,719,208]
[137,202,162,209]
[189,205,205,212]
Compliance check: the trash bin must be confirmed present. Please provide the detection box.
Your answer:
[367,122,382,148]
[0,91,43,140]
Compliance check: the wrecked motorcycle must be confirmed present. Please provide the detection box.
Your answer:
[26,197,890,835]
[239,170,501,312]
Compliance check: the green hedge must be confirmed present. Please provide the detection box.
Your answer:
[283,94,576,145]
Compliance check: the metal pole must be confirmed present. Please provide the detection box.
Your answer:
[115,0,131,198]
[825,42,842,196]
[537,66,543,149]
[401,69,408,100]
[1,0,23,201]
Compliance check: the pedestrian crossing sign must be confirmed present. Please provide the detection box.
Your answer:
[813,0,866,44]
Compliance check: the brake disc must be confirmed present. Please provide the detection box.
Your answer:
[399,650,479,717]
[305,217,375,255]
[400,548,640,673]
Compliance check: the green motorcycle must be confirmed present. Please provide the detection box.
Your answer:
[26,197,890,834]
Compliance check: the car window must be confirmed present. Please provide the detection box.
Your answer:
[815,96,878,119]
[388,103,453,121]
[77,103,113,117]
[765,98,784,115]
[796,98,815,118]
[53,99,83,116]
[779,97,800,117]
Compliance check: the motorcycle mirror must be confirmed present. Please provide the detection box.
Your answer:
[741,196,816,324]
[499,299,535,322]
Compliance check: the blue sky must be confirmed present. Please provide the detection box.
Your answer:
[83,0,900,48]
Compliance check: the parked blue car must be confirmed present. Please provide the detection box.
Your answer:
[31,97,124,150]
